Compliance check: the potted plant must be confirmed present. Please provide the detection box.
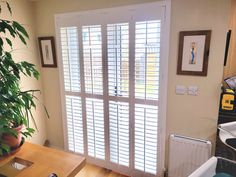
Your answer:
[0,1,48,155]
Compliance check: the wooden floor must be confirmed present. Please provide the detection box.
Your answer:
[76,164,128,177]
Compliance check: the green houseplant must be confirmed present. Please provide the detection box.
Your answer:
[0,1,48,155]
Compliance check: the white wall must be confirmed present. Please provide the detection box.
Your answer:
[167,0,230,149]
[33,0,230,155]
[1,0,48,145]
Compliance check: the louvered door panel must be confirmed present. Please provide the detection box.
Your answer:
[135,21,161,100]
[109,101,129,166]
[65,96,84,154]
[58,3,166,176]
[60,27,80,92]
[86,98,105,160]
[82,26,103,95]
[135,104,158,175]
[107,23,129,97]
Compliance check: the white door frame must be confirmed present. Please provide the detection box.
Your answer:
[54,1,171,176]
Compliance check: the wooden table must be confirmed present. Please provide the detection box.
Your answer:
[0,142,85,177]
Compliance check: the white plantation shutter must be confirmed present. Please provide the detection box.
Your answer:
[135,20,161,100]
[60,27,84,154]
[109,101,129,166]
[82,26,103,95]
[86,98,105,160]
[65,96,84,154]
[56,2,169,177]
[135,104,158,175]
[60,27,80,92]
[134,20,161,175]
[107,23,129,97]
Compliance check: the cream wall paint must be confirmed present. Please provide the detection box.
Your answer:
[224,0,236,78]
[33,0,230,154]
[167,0,230,154]
[2,0,47,145]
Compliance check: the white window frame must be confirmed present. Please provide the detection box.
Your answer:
[55,1,171,176]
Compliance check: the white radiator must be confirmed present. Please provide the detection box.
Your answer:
[168,134,212,177]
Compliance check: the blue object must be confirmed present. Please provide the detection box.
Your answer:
[48,173,58,177]
[213,173,233,177]
[226,138,236,149]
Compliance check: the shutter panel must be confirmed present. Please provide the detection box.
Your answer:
[135,20,161,100]
[57,3,167,176]
[107,23,129,97]
[82,25,103,95]
[65,96,84,154]
[86,98,105,160]
[60,27,80,92]
[109,101,129,166]
[60,27,83,154]
[135,104,158,175]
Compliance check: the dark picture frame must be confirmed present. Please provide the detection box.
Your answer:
[177,30,211,76]
[38,37,57,68]
[224,30,231,66]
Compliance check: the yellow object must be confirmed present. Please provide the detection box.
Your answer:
[222,89,235,110]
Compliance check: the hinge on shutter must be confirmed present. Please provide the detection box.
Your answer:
[115,86,117,96]
[162,5,166,20]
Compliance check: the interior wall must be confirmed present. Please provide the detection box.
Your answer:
[167,0,230,155]
[224,0,236,78]
[33,0,230,155]
[1,0,47,145]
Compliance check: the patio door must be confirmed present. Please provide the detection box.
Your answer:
[55,2,170,176]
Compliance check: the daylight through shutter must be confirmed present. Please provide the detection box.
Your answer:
[57,3,167,176]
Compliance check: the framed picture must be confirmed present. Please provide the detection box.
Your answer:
[38,37,57,68]
[177,30,211,76]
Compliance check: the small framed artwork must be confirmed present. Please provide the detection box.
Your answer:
[177,30,211,76]
[38,37,57,68]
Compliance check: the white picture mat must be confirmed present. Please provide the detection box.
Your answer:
[41,40,54,65]
[181,35,206,72]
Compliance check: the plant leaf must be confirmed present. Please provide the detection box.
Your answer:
[26,127,35,134]
[1,143,10,153]
[28,109,38,131]
[33,70,39,80]
[6,2,12,15]
[6,38,12,47]
[18,34,27,45]
[13,21,29,39]
[4,21,16,38]
[0,38,3,47]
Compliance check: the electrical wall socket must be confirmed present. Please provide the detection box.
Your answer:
[188,86,198,96]
[175,85,187,95]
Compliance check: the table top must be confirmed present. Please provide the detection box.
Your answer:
[0,142,85,177]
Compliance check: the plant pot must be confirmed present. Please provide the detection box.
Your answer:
[2,125,23,149]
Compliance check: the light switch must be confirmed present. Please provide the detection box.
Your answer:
[176,85,187,95]
[188,86,198,96]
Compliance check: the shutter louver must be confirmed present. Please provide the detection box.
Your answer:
[65,96,84,154]
[135,104,158,175]
[109,101,129,166]
[60,27,80,92]
[58,4,166,176]
[86,98,105,160]
[135,21,161,100]
[107,23,129,97]
[82,26,103,95]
